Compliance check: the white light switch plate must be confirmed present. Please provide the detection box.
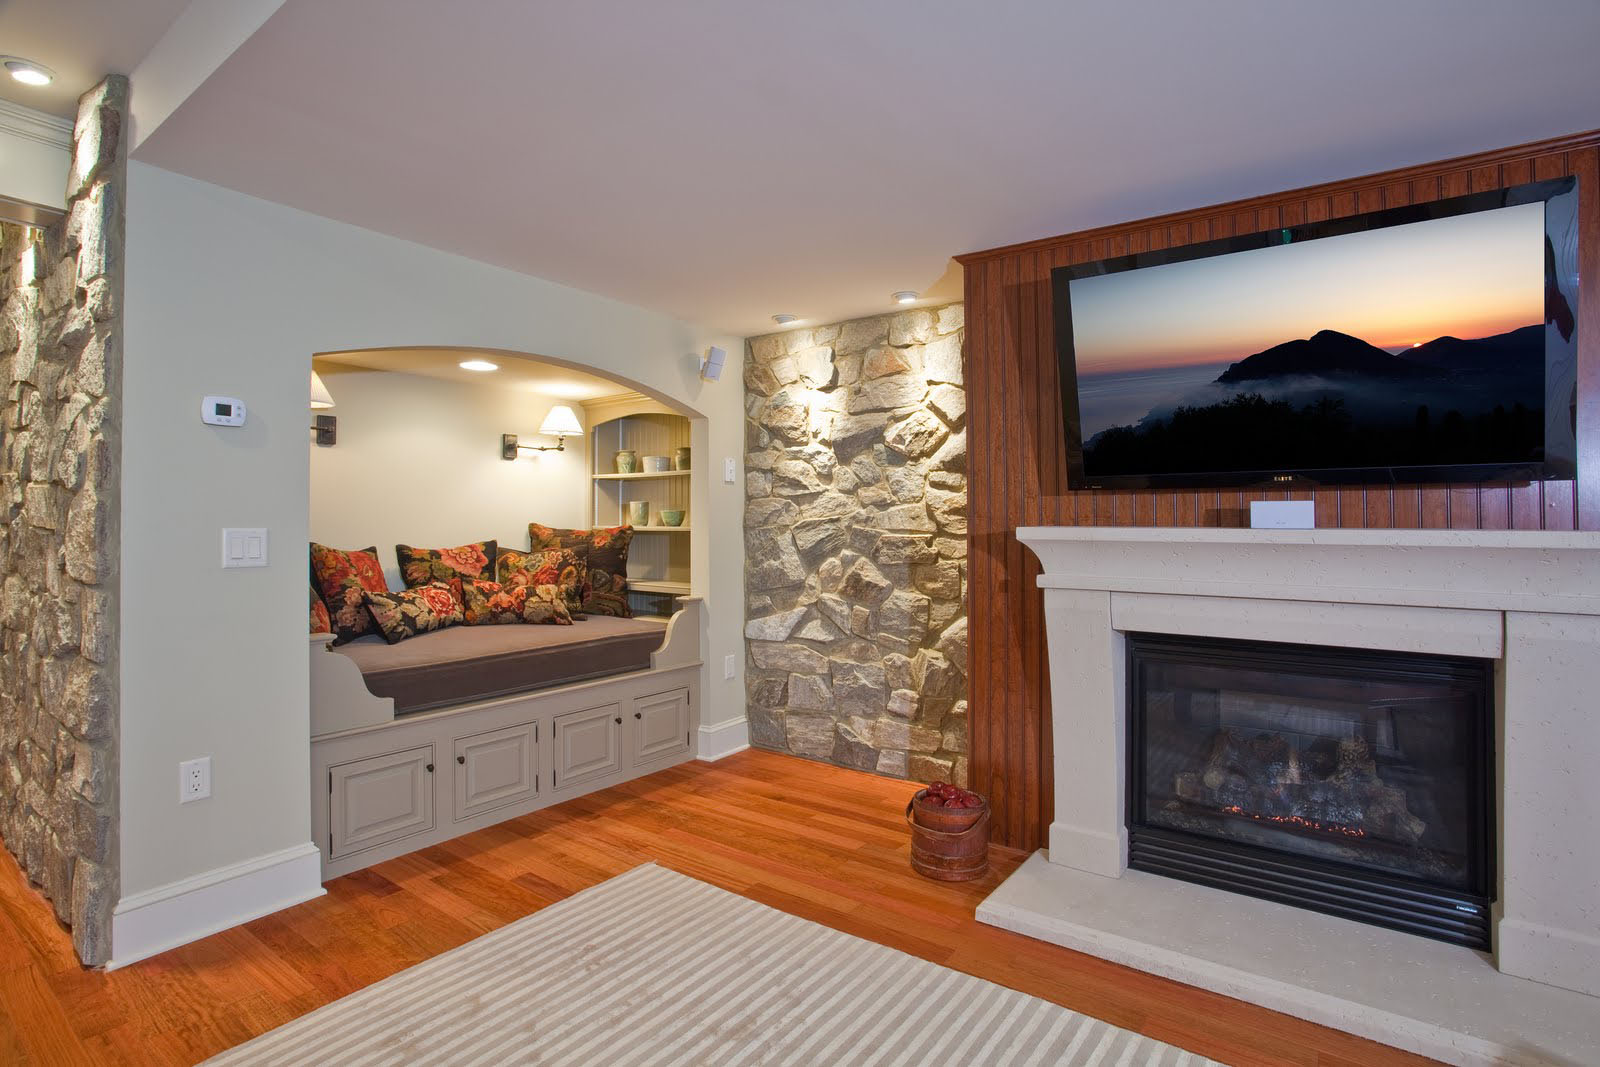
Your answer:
[723,653,737,680]
[222,528,269,568]
[723,457,736,483]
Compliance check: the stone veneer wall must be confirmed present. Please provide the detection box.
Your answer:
[744,304,967,784]
[0,77,126,965]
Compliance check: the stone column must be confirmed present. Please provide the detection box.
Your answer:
[743,305,969,784]
[0,75,126,965]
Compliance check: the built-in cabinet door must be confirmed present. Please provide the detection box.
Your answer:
[553,704,621,789]
[632,688,691,765]
[453,722,538,821]
[330,745,435,858]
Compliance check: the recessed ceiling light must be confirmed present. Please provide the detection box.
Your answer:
[771,314,800,326]
[459,359,499,372]
[892,291,919,305]
[2,58,54,87]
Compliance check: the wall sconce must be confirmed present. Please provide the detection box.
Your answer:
[502,404,583,459]
[311,370,337,446]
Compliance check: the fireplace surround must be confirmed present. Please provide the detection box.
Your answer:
[976,527,1600,1066]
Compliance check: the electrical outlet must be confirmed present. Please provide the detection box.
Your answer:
[723,653,737,680]
[180,757,211,803]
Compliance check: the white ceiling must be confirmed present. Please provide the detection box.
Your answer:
[0,0,190,117]
[316,348,629,401]
[37,2,1600,335]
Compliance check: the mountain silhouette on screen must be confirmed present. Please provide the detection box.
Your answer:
[1083,323,1545,477]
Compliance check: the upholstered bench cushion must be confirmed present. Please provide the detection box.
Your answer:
[335,616,667,713]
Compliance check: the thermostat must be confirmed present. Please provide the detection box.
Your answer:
[201,396,246,427]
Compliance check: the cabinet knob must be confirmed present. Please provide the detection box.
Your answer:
[614,716,622,725]
[425,763,434,773]
[457,755,466,765]
[634,712,642,719]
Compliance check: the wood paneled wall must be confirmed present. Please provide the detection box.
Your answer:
[957,131,1600,850]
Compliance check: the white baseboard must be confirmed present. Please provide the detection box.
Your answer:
[107,841,325,970]
[697,716,749,761]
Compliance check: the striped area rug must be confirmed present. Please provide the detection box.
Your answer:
[206,863,1219,1066]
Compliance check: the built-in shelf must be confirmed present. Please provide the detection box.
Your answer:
[629,579,690,595]
[583,394,692,613]
[592,470,691,482]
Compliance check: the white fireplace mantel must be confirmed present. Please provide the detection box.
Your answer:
[976,526,1600,1067]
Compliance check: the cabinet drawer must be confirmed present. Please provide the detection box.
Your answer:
[552,704,622,789]
[454,722,538,821]
[632,687,691,765]
[330,745,435,858]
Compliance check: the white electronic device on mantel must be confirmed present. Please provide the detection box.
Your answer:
[1250,500,1315,529]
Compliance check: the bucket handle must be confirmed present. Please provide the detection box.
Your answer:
[905,800,990,838]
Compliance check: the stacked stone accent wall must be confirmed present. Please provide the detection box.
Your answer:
[744,305,968,784]
[0,77,126,965]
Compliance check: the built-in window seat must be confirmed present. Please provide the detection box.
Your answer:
[308,598,703,880]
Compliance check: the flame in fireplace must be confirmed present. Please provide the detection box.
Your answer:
[1220,805,1366,838]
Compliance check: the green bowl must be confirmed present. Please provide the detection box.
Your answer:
[659,509,686,527]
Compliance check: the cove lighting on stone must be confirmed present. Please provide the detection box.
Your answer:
[459,359,499,372]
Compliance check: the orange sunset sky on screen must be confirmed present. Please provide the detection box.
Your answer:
[1070,201,1545,376]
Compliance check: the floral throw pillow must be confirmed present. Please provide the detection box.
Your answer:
[395,540,496,589]
[497,547,588,619]
[521,583,574,626]
[460,579,526,626]
[527,523,632,617]
[310,585,332,635]
[362,582,464,644]
[580,525,634,618]
[310,543,389,645]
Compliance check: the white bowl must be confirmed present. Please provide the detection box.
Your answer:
[642,455,671,473]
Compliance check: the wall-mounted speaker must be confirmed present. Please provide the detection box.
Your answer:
[701,346,726,382]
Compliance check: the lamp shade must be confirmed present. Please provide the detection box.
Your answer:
[310,371,336,410]
[538,404,583,438]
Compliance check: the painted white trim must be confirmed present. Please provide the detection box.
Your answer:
[697,716,749,761]
[0,98,73,149]
[107,841,324,969]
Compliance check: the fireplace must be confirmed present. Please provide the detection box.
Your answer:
[1127,633,1494,949]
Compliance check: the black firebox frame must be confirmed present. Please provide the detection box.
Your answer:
[1125,632,1496,950]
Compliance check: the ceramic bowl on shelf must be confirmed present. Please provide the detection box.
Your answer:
[659,509,686,527]
[627,500,649,526]
[642,455,671,473]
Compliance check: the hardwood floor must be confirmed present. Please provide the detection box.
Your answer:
[0,748,1437,1066]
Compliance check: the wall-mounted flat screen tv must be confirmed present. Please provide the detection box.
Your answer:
[1053,177,1579,490]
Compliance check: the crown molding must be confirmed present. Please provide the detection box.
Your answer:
[0,98,73,150]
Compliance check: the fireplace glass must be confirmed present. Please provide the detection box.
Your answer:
[1127,633,1493,948]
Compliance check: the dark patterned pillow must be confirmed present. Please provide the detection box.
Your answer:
[460,579,527,626]
[579,525,634,618]
[497,547,587,619]
[395,540,496,589]
[527,522,579,551]
[521,583,574,626]
[362,582,464,643]
[310,543,390,645]
[527,523,632,617]
[310,585,332,635]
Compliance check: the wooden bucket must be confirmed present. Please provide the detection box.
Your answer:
[906,797,990,882]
